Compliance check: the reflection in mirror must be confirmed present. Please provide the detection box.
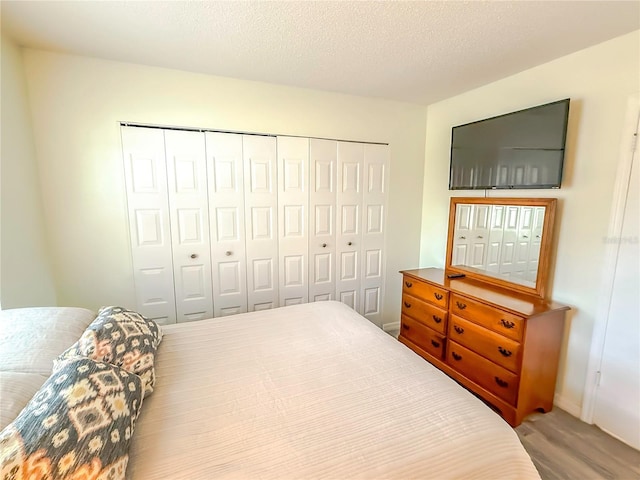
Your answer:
[451,204,545,288]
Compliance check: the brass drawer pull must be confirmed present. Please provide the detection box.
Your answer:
[453,325,464,334]
[432,315,442,324]
[456,301,467,310]
[431,340,440,348]
[404,301,411,308]
[452,352,462,361]
[405,281,412,288]
[434,292,443,301]
[498,346,512,357]
[501,319,515,329]
[495,376,509,388]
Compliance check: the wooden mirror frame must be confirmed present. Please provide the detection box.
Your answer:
[445,197,557,300]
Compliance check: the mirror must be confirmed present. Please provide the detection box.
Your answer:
[445,197,557,299]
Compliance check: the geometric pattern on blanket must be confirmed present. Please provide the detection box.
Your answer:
[56,306,162,397]
[0,357,144,480]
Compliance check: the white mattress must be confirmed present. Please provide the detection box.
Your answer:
[128,301,539,479]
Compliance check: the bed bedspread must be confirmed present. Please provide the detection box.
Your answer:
[128,301,539,479]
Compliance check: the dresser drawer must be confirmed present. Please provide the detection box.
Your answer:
[449,315,522,373]
[450,294,524,342]
[400,315,445,360]
[402,276,449,309]
[447,341,519,405]
[402,294,448,335]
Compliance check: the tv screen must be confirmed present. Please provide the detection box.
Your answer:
[449,99,570,190]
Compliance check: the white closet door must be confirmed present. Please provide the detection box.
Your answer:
[243,135,279,311]
[309,139,337,303]
[486,205,506,274]
[336,142,363,311]
[525,207,545,283]
[277,136,309,306]
[512,206,534,281]
[499,205,520,278]
[205,132,248,317]
[121,126,176,325]
[452,204,473,266]
[469,204,491,269]
[360,144,388,322]
[164,130,213,322]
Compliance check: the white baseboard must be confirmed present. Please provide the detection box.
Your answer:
[382,321,400,332]
[554,393,582,420]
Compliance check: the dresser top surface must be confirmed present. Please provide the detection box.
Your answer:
[401,268,569,317]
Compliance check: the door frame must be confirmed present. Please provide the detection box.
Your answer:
[581,93,640,423]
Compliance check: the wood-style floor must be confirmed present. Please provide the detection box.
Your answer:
[516,408,640,480]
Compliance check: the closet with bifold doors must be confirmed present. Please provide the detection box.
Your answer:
[121,125,389,325]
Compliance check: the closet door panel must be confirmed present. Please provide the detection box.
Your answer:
[513,206,534,282]
[361,143,389,322]
[498,206,520,278]
[206,132,248,316]
[487,205,506,274]
[121,126,176,325]
[526,207,545,282]
[277,136,309,306]
[452,204,473,266]
[336,142,363,312]
[469,204,491,269]
[309,139,337,302]
[244,135,279,311]
[165,130,213,322]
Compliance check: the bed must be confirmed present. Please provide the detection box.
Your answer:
[1,302,540,479]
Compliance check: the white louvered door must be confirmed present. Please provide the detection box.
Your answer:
[164,130,214,322]
[277,136,309,307]
[360,144,388,323]
[122,126,176,325]
[336,142,363,311]
[205,132,248,317]
[309,139,337,303]
[243,135,279,312]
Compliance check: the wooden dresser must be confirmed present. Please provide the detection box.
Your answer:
[398,267,569,427]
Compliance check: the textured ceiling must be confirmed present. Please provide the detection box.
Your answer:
[2,1,639,105]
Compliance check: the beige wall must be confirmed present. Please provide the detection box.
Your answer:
[419,30,640,413]
[0,35,57,308]
[20,50,427,326]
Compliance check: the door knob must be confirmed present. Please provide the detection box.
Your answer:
[225,251,232,256]
[190,254,198,259]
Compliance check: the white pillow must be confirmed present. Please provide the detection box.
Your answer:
[0,372,48,430]
[0,307,95,375]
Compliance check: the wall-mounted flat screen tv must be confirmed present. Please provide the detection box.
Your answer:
[449,99,570,190]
